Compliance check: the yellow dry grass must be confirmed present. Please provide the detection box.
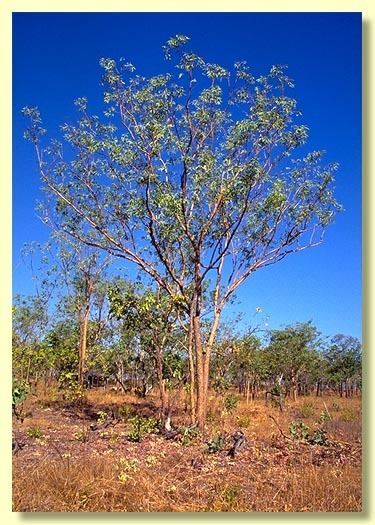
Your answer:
[12,389,362,512]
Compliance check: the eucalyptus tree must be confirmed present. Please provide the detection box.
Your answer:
[109,281,186,426]
[25,237,112,388]
[12,294,50,386]
[266,322,322,401]
[23,35,341,428]
[325,334,362,396]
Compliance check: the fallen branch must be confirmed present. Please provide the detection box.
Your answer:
[268,415,293,442]
[90,418,119,432]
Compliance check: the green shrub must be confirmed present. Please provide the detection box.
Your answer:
[117,458,139,482]
[318,409,331,424]
[128,415,158,442]
[309,428,328,446]
[224,394,239,414]
[289,420,310,441]
[118,404,134,421]
[222,484,241,505]
[96,410,108,424]
[237,415,251,428]
[26,426,43,439]
[73,429,88,442]
[206,433,227,454]
[12,382,30,420]
[179,425,200,446]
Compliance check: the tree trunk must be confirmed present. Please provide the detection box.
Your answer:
[192,313,205,430]
[78,276,93,388]
[201,309,221,427]
[246,378,250,405]
[78,306,89,387]
[291,370,298,402]
[187,317,196,424]
[155,349,167,422]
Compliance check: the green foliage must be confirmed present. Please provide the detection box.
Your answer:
[117,458,139,482]
[23,38,341,357]
[223,394,239,414]
[318,409,331,424]
[26,426,44,439]
[289,420,310,441]
[221,485,241,505]
[118,404,135,421]
[96,410,108,424]
[236,415,251,428]
[61,380,85,405]
[178,425,200,446]
[325,335,362,387]
[206,433,227,454]
[309,428,328,446]
[212,377,230,395]
[12,382,30,409]
[289,418,329,446]
[128,415,158,442]
[73,429,89,442]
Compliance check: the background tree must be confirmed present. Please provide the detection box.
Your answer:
[109,281,186,427]
[266,322,321,401]
[23,35,341,428]
[325,334,362,397]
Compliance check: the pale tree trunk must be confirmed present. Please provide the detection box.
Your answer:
[78,277,93,388]
[187,316,196,424]
[192,313,205,430]
[155,348,167,423]
[246,378,251,405]
[291,369,298,402]
[78,305,90,387]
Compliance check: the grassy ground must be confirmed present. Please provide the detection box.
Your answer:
[12,388,362,512]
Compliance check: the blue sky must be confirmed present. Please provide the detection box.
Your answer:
[12,12,362,339]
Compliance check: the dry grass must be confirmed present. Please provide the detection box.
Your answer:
[12,389,362,512]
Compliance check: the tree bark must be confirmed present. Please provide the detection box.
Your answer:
[78,277,93,388]
[291,369,298,402]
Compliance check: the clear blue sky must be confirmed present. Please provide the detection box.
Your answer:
[12,12,362,339]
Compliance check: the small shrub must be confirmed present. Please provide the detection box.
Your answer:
[318,409,331,425]
[96,410,108,424]
[237,415,251,428]
[222,484,241,505]
[206,409,220,425]
[224,394,239,414]
[289,420,310,441]
[109,431,120,445]
[341,407,358,422]
[12,382,30,420]
[128,415,158,442]
[331,401,341,412]
[118,404,134,421]
[300,401,315,418]
[26,426,43,439]
[179,425,200,446]
[62,380,85,405]
[309,428,328,446]
[212,377,230,394]
[73,429,88,442]
[117,457,139,482]
[206,433,227,454]
[145,454,159,467]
